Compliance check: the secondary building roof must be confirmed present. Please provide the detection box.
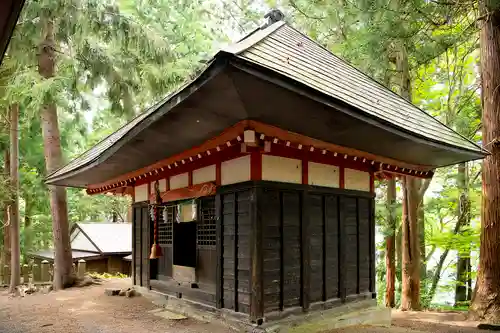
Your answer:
[29,249,104,261]
[72,222,132,254]
[29,222,132,261]
[45,12,486,188]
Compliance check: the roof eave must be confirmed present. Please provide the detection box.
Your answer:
[45,56,232,187]
[0,0,25,64]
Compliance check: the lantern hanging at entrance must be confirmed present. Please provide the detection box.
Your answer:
[149,180,163,259]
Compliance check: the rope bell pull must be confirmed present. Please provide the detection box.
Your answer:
[150,180,163,259]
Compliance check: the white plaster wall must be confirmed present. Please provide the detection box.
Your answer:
[134,183,149,202]
[221,155,251,185]
[344,168,370,192]
[262,155,302,184]
[170,172,189,190]
[308,162,339,188]
[150,178,167,194]
[193,164,216,185]
[159,178,167,191]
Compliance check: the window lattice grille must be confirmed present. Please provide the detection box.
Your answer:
[158,206,174,246]
[197,199,216,247]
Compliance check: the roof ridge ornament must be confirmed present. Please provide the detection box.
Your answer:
[264,9,285,27]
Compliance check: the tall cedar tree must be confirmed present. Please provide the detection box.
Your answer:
[38,19,74,289]
[8,104,20,293]
[394,40,421,310]
[470,0,500,321]
[2,149,10,267]
[401,176,421,310]
[385,177,397,307]
[456,162,472,305]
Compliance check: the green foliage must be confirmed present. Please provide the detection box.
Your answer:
[430,303,469,312]
[0,0,229,258]
[0,0,484,309]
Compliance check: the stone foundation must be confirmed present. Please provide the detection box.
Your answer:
[138,286,391,332]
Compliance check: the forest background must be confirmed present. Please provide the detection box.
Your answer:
[0,0,487,310]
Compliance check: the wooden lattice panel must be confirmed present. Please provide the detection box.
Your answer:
[197,198,216,248]
[158,206,174,246]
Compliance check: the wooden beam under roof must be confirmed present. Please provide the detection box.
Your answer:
[85,120,434,196]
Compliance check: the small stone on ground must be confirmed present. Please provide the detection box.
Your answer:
[0,278,232,333]
[153,310,188,320]
[104,288,120,296]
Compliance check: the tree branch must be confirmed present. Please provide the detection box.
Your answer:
[425,245,437,262]
[418,177,433,204]
[289,0,326,20]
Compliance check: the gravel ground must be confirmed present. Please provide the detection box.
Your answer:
[0,279,232,333]
[0,280,488,333]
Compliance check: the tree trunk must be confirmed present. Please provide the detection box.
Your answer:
[428,213,464,305]
[416,178,432,297]
[469,1,500,321]
[38,19,74,290]
[24,198,32,264]
[385,177,397,308]
[401,176,420,310]
[455,162,471,306]
[8,104,20,293]
[2,149,10,267]
[428,248,450,306]
[396,221,402,296]
[418,192,427,293]
[395,41,421,310]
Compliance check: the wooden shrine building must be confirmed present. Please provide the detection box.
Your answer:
[46,11,486,328]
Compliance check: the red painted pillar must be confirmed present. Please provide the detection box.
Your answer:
[251,150,262,181]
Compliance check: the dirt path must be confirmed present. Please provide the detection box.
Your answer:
[0,278,232,333]
[332,310,484,333]
[0,280,489,333]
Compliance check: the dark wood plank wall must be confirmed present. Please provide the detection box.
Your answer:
[253,181,375,318]
[222,193,235,310]
[142,206,151,288]
[358,198,371,294]
[260,189,302,313]
[157,246,173,280]
[324,195,339,300]
[133,205,142,286]
[282,192,302,308]
[133,203,149,287]
[309,194,324,303]
[220,189,252,314]
[132,181,375,321]
[237,190,252,314]
[197,249,216,288]
[344,197,358,296]
[261,189,281,312]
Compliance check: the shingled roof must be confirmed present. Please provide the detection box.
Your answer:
[72,222,132,254]
[28,222,132,261]
[46,13,486,188]
[226,21,480,151]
